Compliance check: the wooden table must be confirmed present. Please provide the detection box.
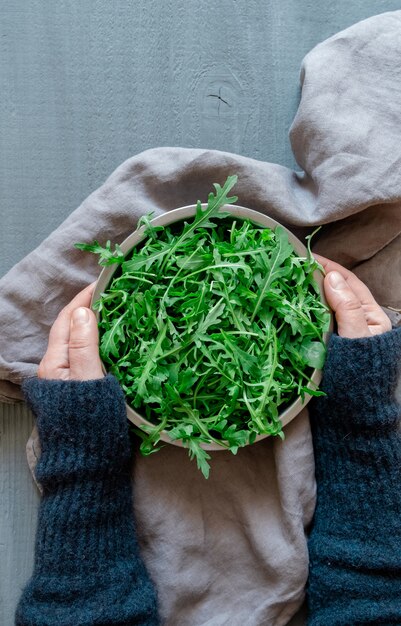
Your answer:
[1,2,399,623]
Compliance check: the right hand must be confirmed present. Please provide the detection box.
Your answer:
[314,254,392,339]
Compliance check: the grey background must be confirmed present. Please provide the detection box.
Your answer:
[1,1,400,624]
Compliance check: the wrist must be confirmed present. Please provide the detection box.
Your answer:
[310,326,401,430]
[22,374,131,485]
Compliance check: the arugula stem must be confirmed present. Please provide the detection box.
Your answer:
[255,327,278,418]
[160,175,238,272]
[221,279,244,332]
[279,299,322,339]
[251,251,285,323]
[200,346,237,385]
[174,262,251,283]
[136,323,168,397]
[175,399,230,448]
[160,243,205,307]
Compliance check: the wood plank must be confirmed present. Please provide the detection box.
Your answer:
[2,0,400,278]
[0,403,39,625]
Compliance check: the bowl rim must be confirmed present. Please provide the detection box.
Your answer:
[91,203,334,451]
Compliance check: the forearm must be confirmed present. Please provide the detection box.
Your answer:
[307,327,401,625]
[16,374,159,626]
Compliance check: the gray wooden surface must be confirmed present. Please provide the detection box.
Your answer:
[1,2,400,624]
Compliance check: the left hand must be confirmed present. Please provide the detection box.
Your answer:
[314,253,392,338]
[38,282,104,381]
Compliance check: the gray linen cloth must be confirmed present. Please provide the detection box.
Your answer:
[2,11,401,626]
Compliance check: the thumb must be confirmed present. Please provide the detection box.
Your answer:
[324,271,371,339]
[69,307,105,380]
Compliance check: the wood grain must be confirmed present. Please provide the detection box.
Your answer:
[0,403,39,624]
[2,0,400,279]
[1,1,401,623]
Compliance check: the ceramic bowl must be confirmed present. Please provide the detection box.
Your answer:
[91,204,333,450]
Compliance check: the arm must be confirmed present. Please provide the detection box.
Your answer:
[307,327,401,625]
[307,258,401,625]
[15,284,159,626]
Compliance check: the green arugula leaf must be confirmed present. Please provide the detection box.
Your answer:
[160,175,238,269]
[250,227,294,322]
[100,312,127,358]
[298,338,327,369]
[74,240,124,266]
[74,175,331,478]
[186,439,211,479]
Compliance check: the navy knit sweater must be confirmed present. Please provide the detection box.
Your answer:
[16,327,401,626]
[307,326,401,625]
[16,374,159,626]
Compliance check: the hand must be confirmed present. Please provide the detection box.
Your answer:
[38,282,104,381]
[315,254,392,339]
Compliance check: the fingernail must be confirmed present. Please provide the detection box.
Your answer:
[72,307,89,326]
[328,271,346,289]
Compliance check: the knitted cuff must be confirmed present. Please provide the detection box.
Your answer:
[310,326,401,430]
[22,374,131,485]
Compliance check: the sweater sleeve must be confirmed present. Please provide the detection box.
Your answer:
[307,326,401,626]
[16,373,160,626]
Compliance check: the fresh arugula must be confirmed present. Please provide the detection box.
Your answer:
[74,240,125,265]
[75,175,331,478]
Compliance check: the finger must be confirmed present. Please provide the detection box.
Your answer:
[313,253,350,275]
[61,281,97,315]
[69,307,104,380]
[313,253,380,308]
[42,282,98,369]
[324,271,371,339]
[315,254,392,332]
[38,359,70,380]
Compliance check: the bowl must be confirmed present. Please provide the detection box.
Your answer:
[91,204,333,450]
